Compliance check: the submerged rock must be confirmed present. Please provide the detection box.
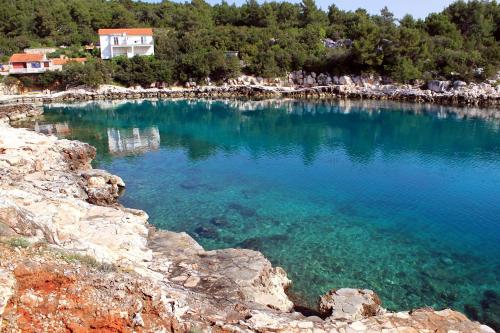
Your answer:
[237,234,289,251]
[227,202,257,217]
[180,179,204,190]
[194,225,218,239]
[210,217,230,227]
[480,290,500,331]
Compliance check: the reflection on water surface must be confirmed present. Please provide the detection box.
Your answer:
[22,99,500,329]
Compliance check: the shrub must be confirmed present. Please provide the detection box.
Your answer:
[60,59,112,89]
[58,251,116,272]
[6,237,30,248]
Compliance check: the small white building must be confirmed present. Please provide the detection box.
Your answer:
[9,53,52,74]
[98,28,154,60]
[8,53,87,74]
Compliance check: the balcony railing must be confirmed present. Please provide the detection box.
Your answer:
[111,41,153,47]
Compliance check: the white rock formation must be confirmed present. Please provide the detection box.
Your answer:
[319,288,385,322]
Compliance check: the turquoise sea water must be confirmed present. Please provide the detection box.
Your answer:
[36,99,499,328]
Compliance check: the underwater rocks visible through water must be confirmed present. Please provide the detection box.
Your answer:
[0,103,497,332]
[17,100,500,329]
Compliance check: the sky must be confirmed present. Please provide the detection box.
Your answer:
[146,0,459,19]
[312,0,458,18]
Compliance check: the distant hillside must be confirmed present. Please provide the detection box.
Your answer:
[0,0,498,83]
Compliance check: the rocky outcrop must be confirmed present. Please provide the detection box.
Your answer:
[0,105,495,332]
[0,103,43,125]
[427,80,452,93]
[148,229,293,312]
[1,74,499,107]
[0,125,153,266]
[0,244,187,332]
[319,288,384,322]
[81,169,125,206]
[0,268,15,331]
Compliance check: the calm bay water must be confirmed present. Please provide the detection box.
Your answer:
[36,99,499,328]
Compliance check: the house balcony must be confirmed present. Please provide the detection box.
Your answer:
[110,44,154,58]
[111,41,153,47]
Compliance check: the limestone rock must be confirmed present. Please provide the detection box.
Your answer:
[319,288,384,321]
[0,104,42,125]
[81,169,125,205]
[1,80,498,107]
[148,230,293,311]
[428,80,452,93]
[0,125,151,268]
[454,80,468,89]
[0,268,15,331]
[305,75,316,86]
[0,198,47,240]
[61,141,96,171]
[339,76,354,86]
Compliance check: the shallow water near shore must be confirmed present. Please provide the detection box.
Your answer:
[31,99,499,328]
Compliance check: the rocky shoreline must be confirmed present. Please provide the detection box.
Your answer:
[0,104,496,332]
[0,77,499,108]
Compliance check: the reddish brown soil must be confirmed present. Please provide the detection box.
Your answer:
[0,244,187,333]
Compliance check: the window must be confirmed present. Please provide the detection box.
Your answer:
[113,37,119,45]
[141,36,146,44]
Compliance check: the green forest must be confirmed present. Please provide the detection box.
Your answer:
[0,0,499,87]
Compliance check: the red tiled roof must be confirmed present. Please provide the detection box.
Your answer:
[98,28,153,36]
[9,53,45,62]
[52,58,87,65]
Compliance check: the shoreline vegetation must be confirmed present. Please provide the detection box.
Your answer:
[0,103,496,332]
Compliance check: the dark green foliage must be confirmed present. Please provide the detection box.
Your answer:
[0,0,498,85]
[112,55,175,86]
[58,58,112,88]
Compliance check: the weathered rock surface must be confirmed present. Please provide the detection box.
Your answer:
[319,288,384,321]
[0,105,495,332]
[81,169,125,205]
[427,80,452,93]
[0,244,188,332]
[0,125,151,267]
[1,73,499,107]
[0,103,43,125]
[0,268,15,331]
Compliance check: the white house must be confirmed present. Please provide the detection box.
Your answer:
[8,53,87,74]
[9,53,52,74]
[98,28,154,59]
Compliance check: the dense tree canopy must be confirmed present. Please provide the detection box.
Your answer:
[0,0,498,85]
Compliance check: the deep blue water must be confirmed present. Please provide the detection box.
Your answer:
[35,99,499,328]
